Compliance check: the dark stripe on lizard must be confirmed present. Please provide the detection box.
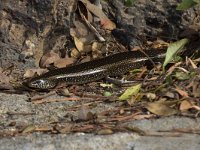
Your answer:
[25,49,166,89]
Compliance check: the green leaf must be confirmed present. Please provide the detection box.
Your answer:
[103,91,112,97]
[174,71,190,80]
[193,0,200,3]
[176,0,197,10]
[125,0,138,6]
[119,84,141,100]
[163,38,189,70]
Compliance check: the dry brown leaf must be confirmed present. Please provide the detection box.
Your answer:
[54,57,75,68]
[24,68,48,78]
[39,51,60,68]
[72,21,89,37]
[164,92,175,99]
[77,0,93,22]
[79,0,108,19]
[145,101,178,116]
[150,39,169,49]
[192,80,200,97]
[79,0,116,30]
[179,100,193,111]
[97,129,113,135]
[191,105,200,111]
[175,87,189,98]
[21,124,36,133]
[70,48,81,58]
[125,126,146,135]
[188,58,197,69]
[73,36,92,53]
[100,19,116,30]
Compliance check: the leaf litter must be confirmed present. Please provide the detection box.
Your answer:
[1,0,200,137]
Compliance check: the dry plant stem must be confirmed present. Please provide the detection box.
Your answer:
[32,97,93,104]
[81,14,105,42]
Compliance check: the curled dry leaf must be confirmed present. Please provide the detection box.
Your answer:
[175,87,189,98]
[164,92,175,99]
[70,48,81,58]
[73,36,92,54]
[24,69,48,78]
[73,21,89,37]
[179,100,193,111]
[39,51,60,68]
[78,0,116,30]
[146,93,157,100]
[100,19,116,30]
[58,88,72,97]
[145,101,178,116]
[54,57,75,68]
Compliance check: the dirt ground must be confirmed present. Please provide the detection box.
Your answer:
[0,0,200,149]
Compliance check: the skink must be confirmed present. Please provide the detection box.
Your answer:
[25,50,166,89]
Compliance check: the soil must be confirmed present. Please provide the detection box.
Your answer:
[0,0,200,149]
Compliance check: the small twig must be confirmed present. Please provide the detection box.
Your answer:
[81,13,105,42]
[32,97,93,104]
[7,112,35,115]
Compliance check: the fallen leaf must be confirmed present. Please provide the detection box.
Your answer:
[176,0,197,10]
[174,71,190,80]
[191,77,200,97]
[39,51,60,68]
[146,93,156,100]
[73,36,85,52]
[175,87,189,98]
[54,57,75,68]
[72,23,88,38]
[127,93,143,105]
[119,84,142,100]
[188,58,197,69]
[125,0,138,6]
[163,38,189,69]
[145,101,178,116]
[79,0,116,30]
[97,129,113,135]
[179,100,193,111]
[125,126,146,135]
[193,0,200,4]
[24,68,48,78]
[58,88,72,97]
[70,48,81,58]
[21,124,36,133]
[164,91,175,98]
[103,91,112,97]
[100,19,116,30]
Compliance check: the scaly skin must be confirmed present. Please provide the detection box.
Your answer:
[26,50,166,89]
